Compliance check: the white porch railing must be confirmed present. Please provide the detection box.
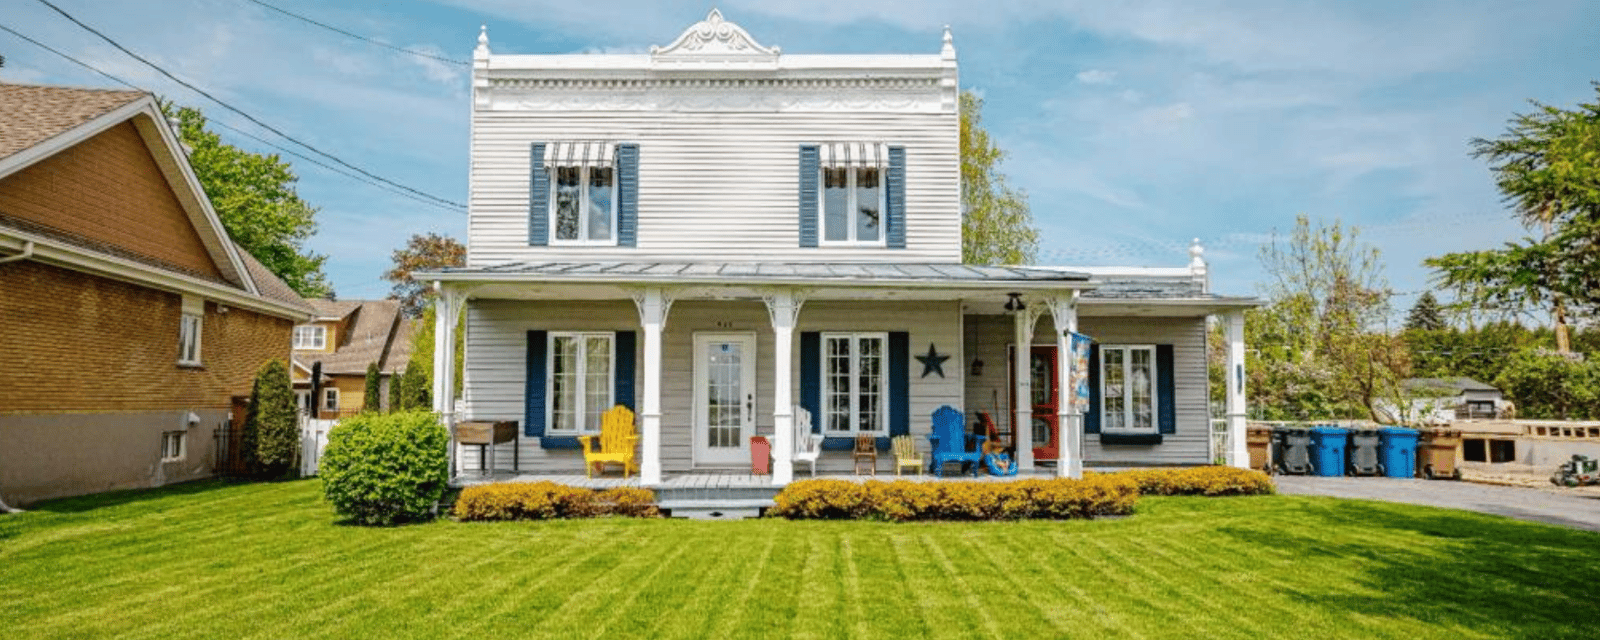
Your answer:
[300,417,337,477]
[1210,418,1229,466]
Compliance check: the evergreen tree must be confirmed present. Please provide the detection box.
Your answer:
[245,360,299,478]
[402,359,430,411]
[1405,292,1447,331]
[363,362,381,413]
[388,368,404,412]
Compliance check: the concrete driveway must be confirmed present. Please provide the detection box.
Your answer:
[1273,475,1600,532]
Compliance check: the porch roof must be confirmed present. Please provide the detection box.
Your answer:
[424,260,1092,290]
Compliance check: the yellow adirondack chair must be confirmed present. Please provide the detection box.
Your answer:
[578,405,639,478]
[892,434,923,476]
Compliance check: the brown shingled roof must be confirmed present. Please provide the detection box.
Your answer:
[233,241,313,315]
[296,299,407,376]
[0,84,146,160]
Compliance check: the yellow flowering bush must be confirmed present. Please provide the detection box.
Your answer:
[452,482,659,521]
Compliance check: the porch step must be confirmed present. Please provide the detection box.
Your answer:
[652,485,782,502]
[657,498,774,520]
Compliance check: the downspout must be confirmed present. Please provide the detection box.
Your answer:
[0,240,35,264]
[0,241,33,511]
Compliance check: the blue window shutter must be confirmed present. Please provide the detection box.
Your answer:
[888,331,910,438]
[614,331,636,410]
[617,143,639,247]
[525,330,547,438]
[528,143,549,246]
[886,146,906,249]
[800,332,820,434]
[1085,343,1101,434]
[885,331,910,451]
[1157,344,1176,435]
[798,145,819,247]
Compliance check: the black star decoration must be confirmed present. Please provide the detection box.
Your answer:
[915,343,950,378]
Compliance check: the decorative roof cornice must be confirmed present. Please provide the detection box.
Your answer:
[651,9,779,66]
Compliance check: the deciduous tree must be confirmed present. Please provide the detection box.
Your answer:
[166,104,332,298]
[383,233,465,318]
[961,91,1038,265]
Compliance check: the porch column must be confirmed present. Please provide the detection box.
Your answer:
[431,283,466,477]
[633,287,675,485]
[1224,310,1249,468]
[1047,292,1082,479]
[1012,299,1043,470]
[763,290,805,485]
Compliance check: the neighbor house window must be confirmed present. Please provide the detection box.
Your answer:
[1101,345,1157,433]
[822,166,884,244]
[161,431,186,461]
[178,295,203,366]
[822,332,887,435]
[293,325,327,349]
[322,388,339,412]
[295,390,312,414]
[548,333,614,434]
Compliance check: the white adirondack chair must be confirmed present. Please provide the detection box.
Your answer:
[793,405,824,476]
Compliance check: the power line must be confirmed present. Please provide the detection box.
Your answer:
[35,0,466,212]
[0,20,463,215]
[241,0,469,66]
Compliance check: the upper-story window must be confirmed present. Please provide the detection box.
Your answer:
[531,141,638,248]
[800,143,905,249]
[293,325,327,350]
[177,295,203,367]
[823,166,883,244]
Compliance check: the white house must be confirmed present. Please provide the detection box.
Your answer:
[423,11,1257,485]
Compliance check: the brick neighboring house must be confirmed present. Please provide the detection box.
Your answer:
[0,83,313,506]
[291,299,415,419]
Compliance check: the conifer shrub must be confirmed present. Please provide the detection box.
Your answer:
[320,411,449,525]
[363,362,381,412]
[245,359,299,478]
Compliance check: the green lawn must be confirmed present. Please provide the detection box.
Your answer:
[2,480,1597,639]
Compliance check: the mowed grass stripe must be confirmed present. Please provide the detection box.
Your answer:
[5,480,1600,639]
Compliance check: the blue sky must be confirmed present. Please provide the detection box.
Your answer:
[5,0,1599,317]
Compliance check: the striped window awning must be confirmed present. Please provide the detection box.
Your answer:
[818,142,888,168]
[543,141,616,168]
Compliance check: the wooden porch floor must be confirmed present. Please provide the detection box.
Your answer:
[450,468,1071,489]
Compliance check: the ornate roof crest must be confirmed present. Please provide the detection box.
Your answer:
[651,9,780,64]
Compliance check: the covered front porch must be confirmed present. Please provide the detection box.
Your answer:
[426,261,1254,486]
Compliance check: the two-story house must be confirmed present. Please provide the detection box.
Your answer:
[423,11,1256,485]
[290,299,415,418]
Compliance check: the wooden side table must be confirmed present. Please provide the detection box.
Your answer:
[457,421,518,475]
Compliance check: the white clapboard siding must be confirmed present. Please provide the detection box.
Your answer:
[468,111,960,266]
[459,298,961,475]
[961,314,1212,466]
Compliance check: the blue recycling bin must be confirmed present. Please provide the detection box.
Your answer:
[1378,427,1420,478]
[1308,426,1349,477]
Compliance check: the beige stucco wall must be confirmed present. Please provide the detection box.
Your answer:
[0,409,227,506]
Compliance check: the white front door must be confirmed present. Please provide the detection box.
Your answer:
[693,332,757,467]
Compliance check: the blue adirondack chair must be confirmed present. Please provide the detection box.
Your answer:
[927,405,984,477]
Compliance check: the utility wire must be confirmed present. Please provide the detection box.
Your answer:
[35,0,466,212]
[242,0,469,66]
[0,20,464,215]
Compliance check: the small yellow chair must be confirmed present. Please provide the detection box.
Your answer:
[578,405,639,478]
[892,435,923,476]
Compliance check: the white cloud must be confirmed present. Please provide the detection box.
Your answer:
[1075,69,1117,85]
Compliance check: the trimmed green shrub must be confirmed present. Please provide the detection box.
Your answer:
[387,368,402,413]
[245,359,298,478]
[320,411,449,525]
[402,359,430,411]
[452,482,659,521]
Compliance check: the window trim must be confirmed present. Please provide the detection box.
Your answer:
[178,296,203,367]
[1099,344,1159,434]
[818,166,888,247]
[293,324,328,350]
[820,331,889,436]
[322,387,340,412]
[548,164,618,246]
[545,332,617,436]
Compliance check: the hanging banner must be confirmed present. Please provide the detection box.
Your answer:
[1069,332,1093,413]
